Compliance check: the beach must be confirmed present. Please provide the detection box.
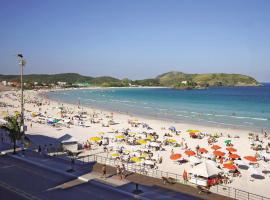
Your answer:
[1,88,270,198]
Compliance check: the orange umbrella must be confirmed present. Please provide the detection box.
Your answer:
[226,147,237,152]
[229,154,240,159]
[198,148,208,154]
[223,163,237,170]
[244,156,257,162]
[211,145,221,150]
[213,150,225,157]
[185,150,196,156]
[170,153,182,160]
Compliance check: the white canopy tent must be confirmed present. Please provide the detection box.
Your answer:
[189,160,222,178]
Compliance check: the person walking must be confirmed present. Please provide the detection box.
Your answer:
[102,164,106,179]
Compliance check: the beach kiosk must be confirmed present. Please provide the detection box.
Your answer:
[60,136,78,152]
[189,160,222,187]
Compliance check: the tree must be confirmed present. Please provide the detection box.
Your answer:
[2,116,23,154]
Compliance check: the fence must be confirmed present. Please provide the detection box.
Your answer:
[74,153,270,200]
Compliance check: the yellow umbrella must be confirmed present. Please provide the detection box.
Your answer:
[128,132,136,135]
[167,139,177,143]
[187,129,200,133]
[98,132,105,135]
[141,153,149,158]
[147,135,154,140]
[130,157,141,163]
[137,139,147,145]
[111,153,120,157]
[116,135,125,139]
[89,137,101,142]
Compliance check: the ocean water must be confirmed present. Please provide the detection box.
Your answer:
[47,83,270,131]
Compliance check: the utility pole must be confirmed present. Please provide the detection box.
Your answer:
[17,54,26,135]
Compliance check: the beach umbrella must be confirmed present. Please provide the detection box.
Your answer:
[229,154,240,159]
[224,139,232,144]
[149,142,159,147]
[111,153,120,157]
[226,147,237,152]
[244,156,257,163]
[211,145,221,150]
[115,135,125,139]
[98,132,105,135]
[89,137,101,142]
[167,138,177,143]
[144,160,154,165]
[130,157,141,163]
[198,148,208,154]
[213,150,225,157]
[185,150,196,156]
[169,126,176,132]
[223,163,237,170]
[170,153,182,160]
[187,129,200,133]
[147,135,154,140]
[137,139,147,145]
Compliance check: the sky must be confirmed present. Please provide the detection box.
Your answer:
[0,0,270,81]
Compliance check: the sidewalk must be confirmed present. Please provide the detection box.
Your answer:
[12,150,130,186]
[8,149,231,200]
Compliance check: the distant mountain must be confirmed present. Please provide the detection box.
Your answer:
[0,71,260,89]
[0,73,120,85]
[156,71,260,88]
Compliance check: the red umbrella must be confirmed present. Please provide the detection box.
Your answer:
[184,150,196,156]
[198,148,208,154]
[244,156,257,162]
[211,145,221,150]
[223,163,237,170]
[229,154,240,159]
[226,147,237,152]
[213,150,225,157]
[170,153,182,160]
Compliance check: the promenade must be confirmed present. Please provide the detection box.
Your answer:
[0,143,231,200]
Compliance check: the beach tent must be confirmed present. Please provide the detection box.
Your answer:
[189,160,222,178]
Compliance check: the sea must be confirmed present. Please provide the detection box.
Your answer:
[47,83,270,131]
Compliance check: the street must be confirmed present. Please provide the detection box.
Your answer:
[0,156,133,200]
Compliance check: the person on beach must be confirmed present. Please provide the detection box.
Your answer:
[102,164,106,179]
[116,165,121,179]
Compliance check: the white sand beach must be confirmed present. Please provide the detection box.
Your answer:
[1,89,270,198]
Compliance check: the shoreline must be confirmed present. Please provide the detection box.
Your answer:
[44,88,266,133]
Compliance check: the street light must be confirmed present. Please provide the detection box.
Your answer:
[17,54,26,134]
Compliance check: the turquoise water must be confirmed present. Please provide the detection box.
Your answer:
[47,84,270,131]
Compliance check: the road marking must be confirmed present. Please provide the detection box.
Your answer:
[0,180,41,200]
[0,164,15,169]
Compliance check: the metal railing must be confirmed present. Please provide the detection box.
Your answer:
[75,153,270,200]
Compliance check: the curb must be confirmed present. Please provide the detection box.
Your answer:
[10,154,150,200]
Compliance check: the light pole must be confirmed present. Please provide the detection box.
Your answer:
[17,54,26,137]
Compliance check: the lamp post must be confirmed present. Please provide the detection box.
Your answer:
[17,54,26,136]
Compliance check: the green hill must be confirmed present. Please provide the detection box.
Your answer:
[156,71,259,88]
[0,71,260,89]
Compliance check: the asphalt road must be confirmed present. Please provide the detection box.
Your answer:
[0,156,133,200]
